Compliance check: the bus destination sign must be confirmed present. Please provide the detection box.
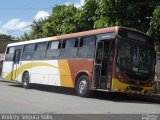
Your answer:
[127,31,146,42]
[118,28,154,45]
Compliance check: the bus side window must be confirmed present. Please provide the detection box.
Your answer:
[33,42,48,60]
[78,36,96,58]
[46,41,61,59]
[60,38,78,58]
[22,44,35,60]
[5,47,15,61]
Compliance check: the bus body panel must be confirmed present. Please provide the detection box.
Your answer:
[2,59,94,88]
[30,60,60,86]
[3,60,61,86]
[67,59,94,88]
[2,61,14,80]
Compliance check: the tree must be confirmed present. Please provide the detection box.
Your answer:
[30,19,47,39]
[92,0,159,32]
[18,0,160,41]
[148,6,160,51]
[18,18,48,41]
[18,33,31,41]
[75,0,97,31]
[43,5,79,36]
[0,34,13,40]
[19,5,81,41]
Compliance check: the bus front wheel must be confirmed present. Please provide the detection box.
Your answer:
[76,75,91,97]
[22,72,31,89]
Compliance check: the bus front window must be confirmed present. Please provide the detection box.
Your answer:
[117,41,155,76]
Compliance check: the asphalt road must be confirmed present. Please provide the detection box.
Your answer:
[0,80,160,120]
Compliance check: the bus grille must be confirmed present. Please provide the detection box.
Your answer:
[125,73,150,81]
[129,86,143,91]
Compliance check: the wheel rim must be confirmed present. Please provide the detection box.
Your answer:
[79,79,87,94]
[23,74,29,86]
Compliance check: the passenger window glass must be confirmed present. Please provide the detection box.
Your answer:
[65,39,78,48]
[24,44,35,52]
[36,42,47,51]
[5,47,15,61]
[22,44,35,60]
[78,36,96,58]
[33,42,47,60]
[61,38,78,58]
[46,41,61,59]
[83,37,95,47]
[50,41,60,50]
[8,47,15,54]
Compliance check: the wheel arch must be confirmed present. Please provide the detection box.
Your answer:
[21,70,30,83]
[74,71,91,90]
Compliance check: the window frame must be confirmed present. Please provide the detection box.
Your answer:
[23,43,35,52]
[5,47,15,61]
[77,35,96,58]
[35,42,48,52]
[46,40,62,60]
[60,38,79,58]
[21,43,36,60]
[48,40,61,50]
[33,42,48,60]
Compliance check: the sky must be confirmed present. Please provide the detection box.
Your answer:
[0,0,84,38]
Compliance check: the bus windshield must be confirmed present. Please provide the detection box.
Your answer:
[117,40,155,75]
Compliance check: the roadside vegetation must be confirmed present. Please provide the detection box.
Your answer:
[1,0,159,51]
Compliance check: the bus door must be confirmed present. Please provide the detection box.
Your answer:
[94,41,104,89]
[11,49,22,80]
[94,40,113,89]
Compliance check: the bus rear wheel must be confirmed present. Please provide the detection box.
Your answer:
[22,72,31,89]
[76,75,91,97]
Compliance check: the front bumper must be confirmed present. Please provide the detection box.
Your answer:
[111,78,154,96]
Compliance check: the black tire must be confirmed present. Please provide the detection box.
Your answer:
[76,75,91,97]
[22,72,31,89]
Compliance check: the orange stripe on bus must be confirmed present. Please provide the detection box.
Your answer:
[50,36,57,40]
[58,60,73,87]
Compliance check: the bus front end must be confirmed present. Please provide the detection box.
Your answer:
[111,29,156,96]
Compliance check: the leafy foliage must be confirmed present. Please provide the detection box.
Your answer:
[93,0,159,32]
[0,34,13,41]
[19,5,79,41]
[44,5,78,35]
[19,19,47,41]
[148,6,160,51]
[18,0,160,51]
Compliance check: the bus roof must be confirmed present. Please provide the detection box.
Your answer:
[7,26,147,47]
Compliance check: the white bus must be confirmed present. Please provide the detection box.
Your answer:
[1,26,156,97]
